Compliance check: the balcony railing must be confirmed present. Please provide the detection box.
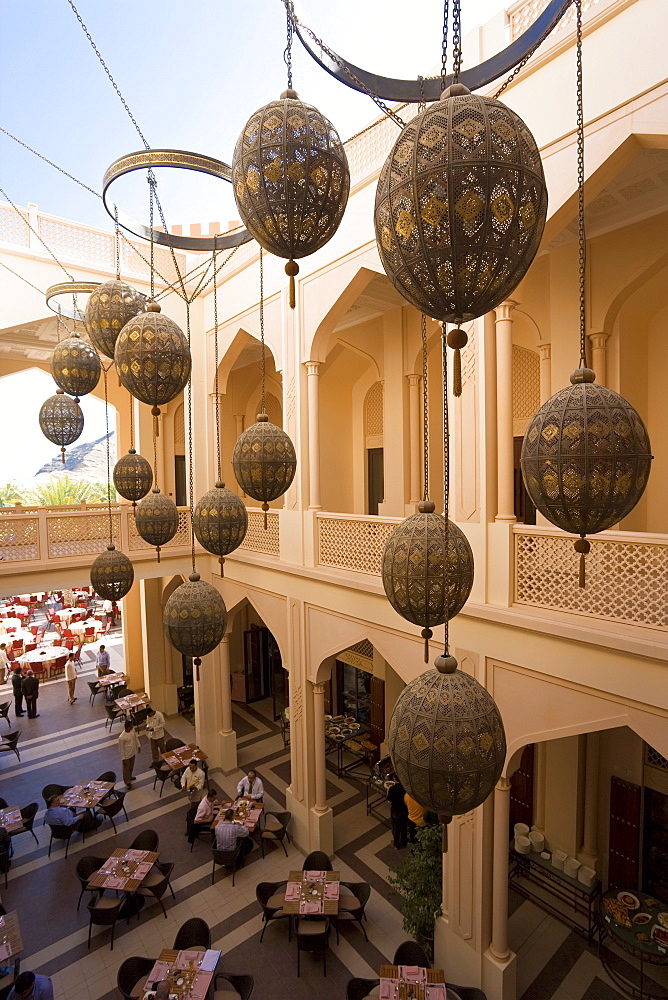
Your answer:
[514,524,668,629]
[316,512,401,575]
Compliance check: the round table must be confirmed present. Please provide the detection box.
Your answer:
[0,629,33,645]
[599,889,668,1000]
[0,619,26,632]
[55,609,80,623]
[1,606,28,618]
[67,619,100,639]
[18,646,67,675]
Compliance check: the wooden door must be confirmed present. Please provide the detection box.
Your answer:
[243,625,270,703]
[367,448,384,515]
[370,675,385,746]
[513,437,536,524]
[510,743,534,831]
[608,776,642,890]
[269,638,285,721]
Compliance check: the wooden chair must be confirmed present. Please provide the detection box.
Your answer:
[295,917,330,977]
[87,894,124,950]
[256,881,290,942]
[173,917,211,951]
[212,845,243,887]
[260,811,291,858]
[117,956,155,1000]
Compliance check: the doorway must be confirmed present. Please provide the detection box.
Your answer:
[174,455,186,507]
[513,437,536,524]
[367,448,384,515]
[242,624,285,714]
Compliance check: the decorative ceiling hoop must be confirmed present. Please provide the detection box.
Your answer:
[46,281,100,322]
[291,0,573,102]
[102,149,252,252]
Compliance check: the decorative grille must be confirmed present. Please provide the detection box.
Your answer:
[345,106,416,186]
[47,513,120,557]
[239,509,280,556]
[0,518,39,561]
[461,326,477,387]
[512,344,540,436]
[39,217,115,270]
[265,392,283,429]
[509,0,602,40]
[350,639,374,658]
[0,204,29,246]
[364,381,384,440]
[645,745,668,771]
[128,509,190,550]
[174,403,185,450]
[514,528,668,628]
[317,514,400,575]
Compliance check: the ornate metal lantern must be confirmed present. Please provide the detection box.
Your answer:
[113,449,153,508]
[374,83,547,324]
[232,91,350,306]
[163,572,227,680]
[90,544,134,601]
[84,279,146,360]
[115,301,191,419]
[193,482,248,571]
[50,333,101,397]
[38,389,84,462]
[521,368,652,583]
[232,413,296,526]
[134,488,179,561]
[388,652,506,818]
[382,501,474,662]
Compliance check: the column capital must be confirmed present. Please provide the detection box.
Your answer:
[538,341,551,361]
[304,361,321,376]
[494,300,518,323]
[587,331,610,349]
[406,373,421,387]
[496,776,512,793]
[313,681,326,696]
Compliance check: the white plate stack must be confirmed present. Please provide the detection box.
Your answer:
[515,835,531,854]
[514,823,530,840]
[529,831,545,853]
[564,857,581,879]
[552,850,567,870]
[578,866,597,887]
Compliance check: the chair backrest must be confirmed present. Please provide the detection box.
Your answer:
[52,639,62,646]
[393,940,431,968]
[173,917,211,951]
[24,643,36,653]
[88,681,100,694]
[54,655,68,669]
[19,802,38,825]
[130,829,159,852]
[3,732,20,750]
[303,850,332,871]
[256,881,285,909]
[0,798,8,809]
[165,738,186,751]
[77,855,107,883]
[105,704,120,721]
[49,822,78,842]
[213,846,241,866]
[89,896,123,923]
[42,783,67,806]
[117,957,155,1000]
[0,703,10,716]
[101,792,126,818]
[347,979,381,1000]
[84,627,95,635]
[97,770,116,784]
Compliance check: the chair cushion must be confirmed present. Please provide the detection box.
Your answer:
[338,896,359,911]
[141,870,162,887]
[266,893,286,908]
[92,896,120,910]
[296,919,327,935]
[213,991,240,1000]
[264,818,282,831]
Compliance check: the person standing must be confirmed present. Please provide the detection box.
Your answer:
[11,667,24,718]
[102,598,115,626]
[118,720,140,789]
[387,779,409,849]
[181,759,206,803]
[145,706,166,761]
[236,768,264,802]
[95,644,111,677]
[21,669,39,719]
[65,653,77,704]
[0,644,9,684]
[405,791,428,843]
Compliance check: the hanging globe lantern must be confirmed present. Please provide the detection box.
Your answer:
[374,83,547,324]
[90,544,134,601]
[115,301,191,422]
[388,652,506,818]
[232,413,296,526]
[84,279,146,360]
[232,90,350,306]
[382,501,474,662]
[193,482,248,572]
[38,389,84,463]
[163,572,227,680]
[134,488,179,562]
[113,449,153,508]
[50,333,101,397]
[521,368,652,585]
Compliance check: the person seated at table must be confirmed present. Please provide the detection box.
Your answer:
[214,807,253,861]
[187,788,218,844]
[236,768,264,802]
[181,759,206,803]
[44,796,100,833]
[0,824,13,859]
[95,644,111,677]
[7,971,54,1000]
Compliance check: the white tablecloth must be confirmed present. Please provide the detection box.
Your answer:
[0,618,25,631]
[18,646,66,670]
[67,619,100,638]
[1,607,28,618]
[54,609,82,622]
[0,629,33,644]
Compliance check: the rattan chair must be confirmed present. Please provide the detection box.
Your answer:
[0,848,11,889]
[47,817,84,858]
[136,861,174,917]
[0,703,11,730]
[88,681,103,706]
[346,979,380,1000]
[165,737,186,752]
[96,771,118,799]
[150,760,173,797]
[212,844,243,887]
[295,917,330,977]
[96,791,128,833]
[393,940,430,968]
[256,881,290,942]
[173,917,211,951]
[333,882,370,943]
[87,894,124,950]
[9,803,39,846]
[130,829,159,852]
[104,703,122,731]
[117,956,155,1000]
[41,783,67,808]
[213,973,254,1000]
[0,731,21,761]
[76,855,107,910]
[445,986,488,1000]
[302,850,332,871]
[260,811,291,858]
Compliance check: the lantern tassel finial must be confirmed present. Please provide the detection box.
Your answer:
[447,327,468,399]
[194,657,201,682]
[151,406,160,438]
[156,546,161,564]
[61,447,66,465]
[262,501,269,530]
[421,627,432,664]
[575,536,590,588]
[285,260,299,309]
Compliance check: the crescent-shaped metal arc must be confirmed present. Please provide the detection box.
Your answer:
[46,281,100,322]
[102,149,252,252]
[293,0,573,103]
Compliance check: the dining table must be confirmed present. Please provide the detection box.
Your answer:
[140,947,221,1000]
[0,807,23,834]
[161,744,208,771]
[67,618,100,638]
[98,671,127,688]
[18,646,66,676]
[283,869,341,915]
[0,619,27,633]
[378,965,447,1000]
[52,781,114,810]
[87,847,159,892]
[54,608,82,623]
[0,911,24,987]
[1,607,29,619]
[0,629,33,645]
[599,889,668,1000]
[212,798,264,833]
[116,693,150,713]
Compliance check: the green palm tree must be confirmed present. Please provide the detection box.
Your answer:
[0,482,25,506]
[24,476,113,507]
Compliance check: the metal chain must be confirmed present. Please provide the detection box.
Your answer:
[259,248,266,414]
[146,172,187,301]
[0,260,45,297]
[493,0,574,99]
[185,298,196,571]
[213,249,222,482]
[114,205,121,280]
[452,0,462,84]
[186,243,239,304]
[0,187,74,280]
[575,0,587,368]
[284,0,295,89]
[441,0,449,88]
[0,125,100,199]
[421,315,429,501]
[129,394,134,451]
[66,0,150,149]
[148,175,155,301]
[442,329,450,655]
[153,419,159,491]
[102,363,114,544]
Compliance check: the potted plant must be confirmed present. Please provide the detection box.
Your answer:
[388,823,443,960]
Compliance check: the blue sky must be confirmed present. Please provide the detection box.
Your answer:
[0,0,507,232]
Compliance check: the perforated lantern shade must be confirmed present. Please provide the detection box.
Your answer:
[232,414,297,508]
[50,334,101,397]
[193,483,248,564]
[84,279,146,360]
[39,390,84,461]
[90,544,134,601]
[382,502,474,659]
[521,370,652,536]
[232,91,350,285]
[374,84,547,323]
[163,572,227,678]
[134,489,179,560]
[388,654,506,817]
[115,302,191,410]
[113,449,153,505]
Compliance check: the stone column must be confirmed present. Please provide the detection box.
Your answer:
[217,633,237,772]
[490,777,512,961]
[305,362,321,510]
[580,732,600,867]
[312,681,328,813]
[533,742,547,833]
[538,342,552,403]
[234,415,245,496]
[407,374,421,505]
[494,301,517,522]
[588,332,610,386]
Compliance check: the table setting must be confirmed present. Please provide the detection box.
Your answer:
[52,781,114,810]
[142,948,220,1000]
[283,869,341,914]
[88,847,159,892]
[212,798,263,832]
[161,744,207,771]
[378,965,446,1000]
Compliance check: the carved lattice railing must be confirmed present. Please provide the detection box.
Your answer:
[317,513,401,575]
[238,509,280,556]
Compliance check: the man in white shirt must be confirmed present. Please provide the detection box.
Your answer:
[0,644,9,684]
[181,759,206,803]
[145,706,166,760]
[237,769,264,802]
[102,599,115,626]
[95,645,111,677]
[214,808,253,860]
[187,789,218,844]
[118,720,141,789]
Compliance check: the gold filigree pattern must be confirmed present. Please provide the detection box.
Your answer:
[114,306,191,407]
[84,280,146,361]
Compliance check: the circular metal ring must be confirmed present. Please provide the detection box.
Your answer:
[102,149,252,252]
[46,281,100,322]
